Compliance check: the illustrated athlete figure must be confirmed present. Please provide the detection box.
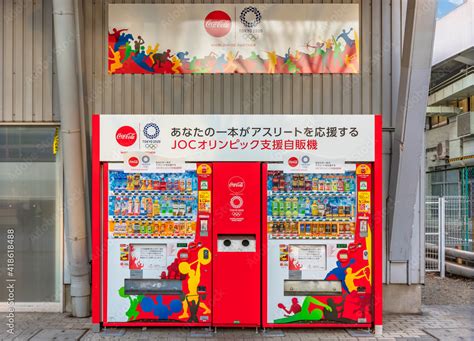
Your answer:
[277,297,302,316]
[178,259,211,319]
[274,296,332,324]
[345,266,370,293]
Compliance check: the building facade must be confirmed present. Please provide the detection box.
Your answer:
[425,0,474,251]
[0,0,435,315]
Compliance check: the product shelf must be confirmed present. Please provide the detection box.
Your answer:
[268,190,355,197]
[110,190,197,196]
[268,216,354,222]
[269,234,354,240]
[112,234,195,239]
[111,215,195,221]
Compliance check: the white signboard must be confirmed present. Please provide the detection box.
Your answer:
[283,153,346,174]
[98,114,375,162]
[108,4,359,74]
[129,244,167,271]
[288,244,326,271]
[123,152,191,173]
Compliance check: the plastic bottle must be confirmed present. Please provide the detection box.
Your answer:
[272,199,279,217]
[127,197,133,215]
[285,197,292,218]
[344,178,351,192]
[114,197,121,216]
[305,198,311,216]
[186,178,193,192]
[147,198,153,217]
[153,199,160,217]
[278,198,285,217]
[311,201,318,216]
[133,197,140,216]
[298,197,306,217]
[337,177,344,192]
[292,197,299,217]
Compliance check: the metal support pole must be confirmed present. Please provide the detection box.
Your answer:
[52,0,90,317]
[440,197,446,278]
[387,0,437,265]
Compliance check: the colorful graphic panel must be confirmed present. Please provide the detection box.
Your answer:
[108,4,359,74]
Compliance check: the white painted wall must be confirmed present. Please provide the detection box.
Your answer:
[432,0,474,65]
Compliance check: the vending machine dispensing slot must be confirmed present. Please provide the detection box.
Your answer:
[217,234,256,252]
[283,280,342,296]
[124,279,184,295]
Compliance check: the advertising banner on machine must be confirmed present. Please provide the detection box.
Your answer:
[123,152,191,173]
[99,114,375,162]
[283,153,346,174]
[108,4,359,74]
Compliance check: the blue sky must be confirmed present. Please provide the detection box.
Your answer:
[437,0,465,19]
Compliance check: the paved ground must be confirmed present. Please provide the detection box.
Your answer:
[422,272,474,305]
[2,304,473,341]
[2,275,473,340]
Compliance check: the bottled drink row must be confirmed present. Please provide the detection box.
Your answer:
[268,221,355,237]
[112,173,196,192]
[112,196,195,217]
[271,197,353,218]
[111,220,197,237]
[270,172,355,192]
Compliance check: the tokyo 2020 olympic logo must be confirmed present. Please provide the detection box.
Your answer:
[240,7,261,28]
[143,123,160,139]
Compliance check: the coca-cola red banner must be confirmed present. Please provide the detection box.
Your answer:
[108,4,359,74]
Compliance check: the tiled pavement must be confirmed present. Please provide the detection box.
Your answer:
[2,305,473,340]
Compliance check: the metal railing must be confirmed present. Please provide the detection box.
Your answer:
[425,196,445,276]
[425,195,474,278]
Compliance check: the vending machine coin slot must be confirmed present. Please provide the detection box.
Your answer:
[200,219,209,237]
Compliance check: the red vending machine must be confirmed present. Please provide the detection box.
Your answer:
[92,113,382,332]
[212,163,261,327]
[97,162,213,327]
[262,125,382,331]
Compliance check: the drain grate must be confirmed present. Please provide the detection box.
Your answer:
[345,328,373,337]
[262,329,285,337]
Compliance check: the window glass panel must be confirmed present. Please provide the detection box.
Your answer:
[446,169,459,183]
[431,184,443,197]
[0,127,56,162]
[0,127,60,303]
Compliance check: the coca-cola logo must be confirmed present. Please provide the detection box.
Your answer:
[228,176,245,193]
[288,157,299,168]
[204,11,231,38]
[128,157,139,167]
[115,126,137,147]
